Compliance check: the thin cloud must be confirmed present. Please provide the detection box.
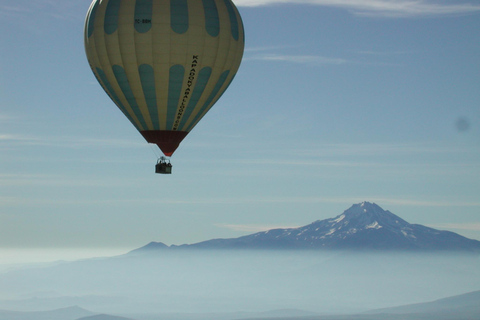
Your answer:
[0,133,143,149]
[245,45,300,53]
[229,142,478,166]
[0,114,14,121]
[3,193,479,210]
[219,220,480,233]
[295,142,477,157]
[362,198,480,208]
[427,223,480,231]
[0,173,137,188]
[0,134,32,141]
[246,53,348,66]
[238,158,382,168]
[0,1,86,25]
[0,4,29,17]
[0,196,20,207]
[357,50,415,56]
[235,0,480,17]
[67,196,480,208]
[216,223,300,232]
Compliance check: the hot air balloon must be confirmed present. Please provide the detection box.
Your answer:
[84,0,245,174]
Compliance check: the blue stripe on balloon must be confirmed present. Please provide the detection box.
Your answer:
[86,0,99,38]
[170,0,189,34]
[112,65,148,130]
[104,0,121,35]
[202,0,220,37]
[139,64,159,130]
[178,67,212,131]
[95,67,141,130]
[167,65,185,129]
[186,70,230,132]
[135,0,153,33]
[223,0,239,41]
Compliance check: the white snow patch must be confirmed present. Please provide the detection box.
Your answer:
[401,230,417,239]
[346,228,356,234]
[332,214,345,223]
[325,228,336,236]
[366,221,382,229]
[297,229,307,236]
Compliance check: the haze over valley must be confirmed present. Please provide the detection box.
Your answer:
[1,203,479,319]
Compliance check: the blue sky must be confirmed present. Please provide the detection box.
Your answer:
[1,0,479,261]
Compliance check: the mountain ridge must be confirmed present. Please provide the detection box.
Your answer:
[131,202,480,253]
[0,306,94,320]
[366,290,480,315]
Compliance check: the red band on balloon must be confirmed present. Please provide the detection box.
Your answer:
[141,131,189,157]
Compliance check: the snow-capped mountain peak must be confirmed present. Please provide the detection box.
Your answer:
[133,202,480,252]
[336,201,410,230]
[234,202,480,251]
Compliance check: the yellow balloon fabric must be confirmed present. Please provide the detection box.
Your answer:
[84,0,244,156]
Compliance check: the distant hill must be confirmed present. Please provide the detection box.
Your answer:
[0,306,93,320]
[131,202,480,253]
[233,291,480,320]
[366,290,480,316]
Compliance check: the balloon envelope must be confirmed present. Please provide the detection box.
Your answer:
[84,0,244,156]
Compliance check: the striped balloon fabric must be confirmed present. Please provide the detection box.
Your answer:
[85,0,244,156]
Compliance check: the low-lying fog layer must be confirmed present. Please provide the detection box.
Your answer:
[0,250,479,314]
